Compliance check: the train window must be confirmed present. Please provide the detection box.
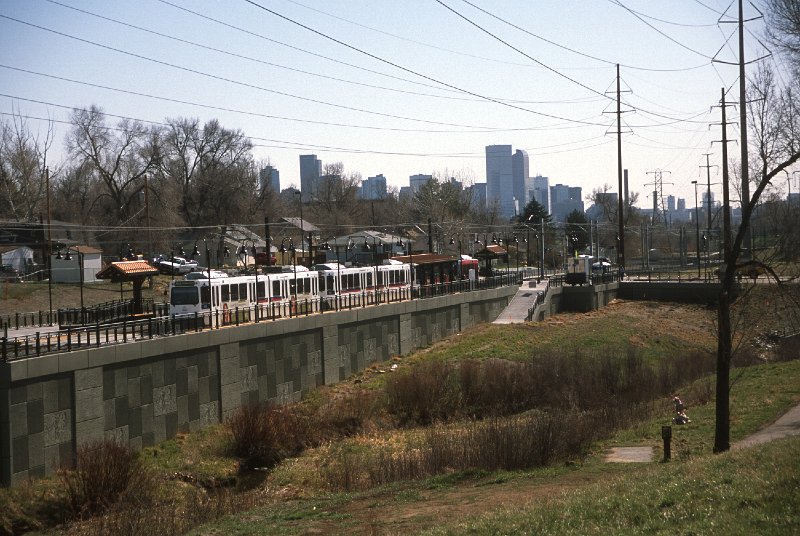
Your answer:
[256,281,265,300]
[231,284,239,301]
[171,286,198,305]
[200,285,210,309]
[289,278,296,295]
[272,280,281,297]
[377,271,383,286]
[221,284,230,302]
[366,273,373,287]
[326,274,334,291]
[239,283,247,300]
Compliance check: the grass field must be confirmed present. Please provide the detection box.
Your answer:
[1,284,798,535]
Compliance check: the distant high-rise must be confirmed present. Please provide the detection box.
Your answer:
[299,154,322,202]
[467,182,487,209]
[532,175,550,213]
[677,198,686,211]
[259,166,280,193]
[485,145,515,219]
[550,183,583,221]
[667,195,676,212]
[511,149,530,215]
[409,174,432,194]
[361,174,388,200]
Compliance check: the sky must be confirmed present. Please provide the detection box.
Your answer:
[0,0,793,210]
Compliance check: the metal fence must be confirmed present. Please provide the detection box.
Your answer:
[1,274,520,361]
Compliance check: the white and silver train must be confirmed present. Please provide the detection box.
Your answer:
[168,261,413,319]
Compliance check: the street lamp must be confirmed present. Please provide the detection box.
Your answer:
[449,234,463,280]
[691,180,701,278]
[59,246,84,324]
[279,237,297,302]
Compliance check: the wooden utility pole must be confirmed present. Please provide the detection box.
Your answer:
[616,64,625,268]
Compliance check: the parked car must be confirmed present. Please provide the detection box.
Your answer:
[155,256,198,275]
[0,264,20,282]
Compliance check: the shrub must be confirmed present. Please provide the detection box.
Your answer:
[227,402,310,469]
[58,440,154,518]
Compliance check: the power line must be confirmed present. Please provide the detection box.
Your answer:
[154,0,463,96]
[0,13,612,128]
[609,0,717,60]
[0,66,605,133]
[457,0,712,72]
[239,0,608,125]
[44,0,600,107]
[600,0,719,28]
[435,0,610,99]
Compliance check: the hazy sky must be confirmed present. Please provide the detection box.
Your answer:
[0,0,790,208]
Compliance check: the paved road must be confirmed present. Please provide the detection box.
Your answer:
[493,278,549,324]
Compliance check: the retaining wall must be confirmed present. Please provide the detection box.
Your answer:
[0,287,514,486]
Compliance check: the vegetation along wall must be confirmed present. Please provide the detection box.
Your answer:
[0,286,515,486]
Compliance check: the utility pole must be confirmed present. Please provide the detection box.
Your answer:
[711,89,736,264]
[616,64,625,269]
[645,169,673,227]
[700,154,718,232]
[145,175,152,261]
[737,0,751,258]
[45,167,53,320]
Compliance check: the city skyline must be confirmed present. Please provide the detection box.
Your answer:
[1,0,791,208]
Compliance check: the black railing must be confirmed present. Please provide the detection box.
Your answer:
[58,299,168,328]
[2,275,519,361]
[1,310,58,331]
[525,280,551,322]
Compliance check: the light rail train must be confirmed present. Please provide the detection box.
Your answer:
[168,262,413,318]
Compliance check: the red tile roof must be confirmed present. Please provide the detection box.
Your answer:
[96,260,159,279]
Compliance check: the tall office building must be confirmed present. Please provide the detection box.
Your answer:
[361,174,388,200]
[299,154,322,203]
[467,182,487,210]
[511,149,530,215]
[550,183,583,221]
[409,174,432,194]
[532,175,550,213]
[485,145,515,219]
[259,166,280,193]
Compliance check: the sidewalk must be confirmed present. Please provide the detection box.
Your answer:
[493,278,549,324]
[733,403,800,449]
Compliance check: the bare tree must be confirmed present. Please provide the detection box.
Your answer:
[0,113,57,222]
[161,117,256,227]
[308,162,363,232]
[714,60,800,451]
[67,106,161,227]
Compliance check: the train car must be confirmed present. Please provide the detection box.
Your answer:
[315,261,412,308]
[168,268,319,321]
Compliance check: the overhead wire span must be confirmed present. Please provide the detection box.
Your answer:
[0,68,603,133]
[457,0,713,72]
[609,0,717,60]
[0,13,613,128]
[42,0,599,106]
[238,0,609,125]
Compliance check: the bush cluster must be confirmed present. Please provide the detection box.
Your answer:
[386,347,715,426]
[58,440,154,518]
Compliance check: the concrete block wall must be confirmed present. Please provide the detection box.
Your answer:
[1,285,518,486]
[5,376,72,486]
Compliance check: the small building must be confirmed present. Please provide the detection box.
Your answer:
[51,245,103,283]
[0,245,34,275]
